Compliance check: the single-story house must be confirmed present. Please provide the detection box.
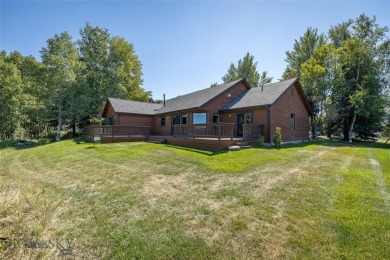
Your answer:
[97,77,311,147]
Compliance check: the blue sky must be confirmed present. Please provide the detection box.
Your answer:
[1,1,389,100]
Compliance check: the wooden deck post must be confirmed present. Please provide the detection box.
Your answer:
[218,124,221,141]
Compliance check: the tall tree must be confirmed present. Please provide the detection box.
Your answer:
[78,23,150,119]
[329,14,388,142]
[0,51,23,140]
[222,52,272,87]
[108,36,150,101]
[283,27,325,80]
[41,32,80,141]
[283,27,327,139]
[78,23,111,119]
[300,43,333,138]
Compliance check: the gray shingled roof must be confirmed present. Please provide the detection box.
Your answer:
[106,78,300,116]
[221,78,298,110]
[155,78,246,114]
[108,97,163,115]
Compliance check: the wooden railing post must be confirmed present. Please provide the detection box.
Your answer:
[218,124,221,140]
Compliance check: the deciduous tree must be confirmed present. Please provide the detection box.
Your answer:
[41,32,80,141]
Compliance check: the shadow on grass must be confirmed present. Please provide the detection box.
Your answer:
[164,138,390,154]
[0,140,47,150]
[268,138,390,150]
[0,138,85,151]
[164,144,229,156]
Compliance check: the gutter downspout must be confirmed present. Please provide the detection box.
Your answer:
[266,105,271,143]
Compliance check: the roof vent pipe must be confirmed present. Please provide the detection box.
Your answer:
[261,84,264,91]
[163,94,165,107]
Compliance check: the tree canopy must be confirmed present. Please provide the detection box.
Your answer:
[221,52,272,87]
[283,14,389,142]
[0,23,151,141]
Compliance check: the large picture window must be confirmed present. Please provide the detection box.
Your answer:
[193,113,207,124]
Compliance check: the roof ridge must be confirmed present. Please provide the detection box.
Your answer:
[108,97,162,105]
[221,89,249,110]
[165,78,243,101]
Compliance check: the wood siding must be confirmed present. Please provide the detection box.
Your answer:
[270,82,310,142]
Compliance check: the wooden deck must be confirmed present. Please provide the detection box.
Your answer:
[149,135,257,150]
[84,125,259,150]
[84,125,150,143]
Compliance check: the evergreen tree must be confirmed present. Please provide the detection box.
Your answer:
[222,52,272,87]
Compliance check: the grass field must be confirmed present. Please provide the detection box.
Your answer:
[0,139,389,259]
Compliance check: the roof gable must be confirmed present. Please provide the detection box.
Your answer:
[155,78,249,114]
[221,78,298,110]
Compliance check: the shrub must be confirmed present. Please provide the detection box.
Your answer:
[257,135,265,147]
[273,127,283,149]
[37,138,50,146]
[12,126,28,140]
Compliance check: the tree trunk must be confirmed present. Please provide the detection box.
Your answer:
[385,137,390,144]
[56,104,62,141]
[72,122,76,138]
[348,111,357,143]
[311,115,317,140]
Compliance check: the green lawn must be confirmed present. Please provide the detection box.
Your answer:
[0,139,389,259]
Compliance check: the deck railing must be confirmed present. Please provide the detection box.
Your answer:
[84,125,150,140]
[173,123,234,140]
[243,124,264,140]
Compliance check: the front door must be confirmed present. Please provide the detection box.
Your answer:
[237,113,251,136]
[237,114,245,136]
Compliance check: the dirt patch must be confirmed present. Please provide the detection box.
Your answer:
[142,174,190,205]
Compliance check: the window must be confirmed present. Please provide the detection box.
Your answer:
[212,114,220,123]
[161,117,166,126]
[172,114,187,125]
[193,113,207,124]
[290,113,295,130]
[108,117,114,125]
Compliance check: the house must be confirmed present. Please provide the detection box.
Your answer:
[88,78,311,149]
